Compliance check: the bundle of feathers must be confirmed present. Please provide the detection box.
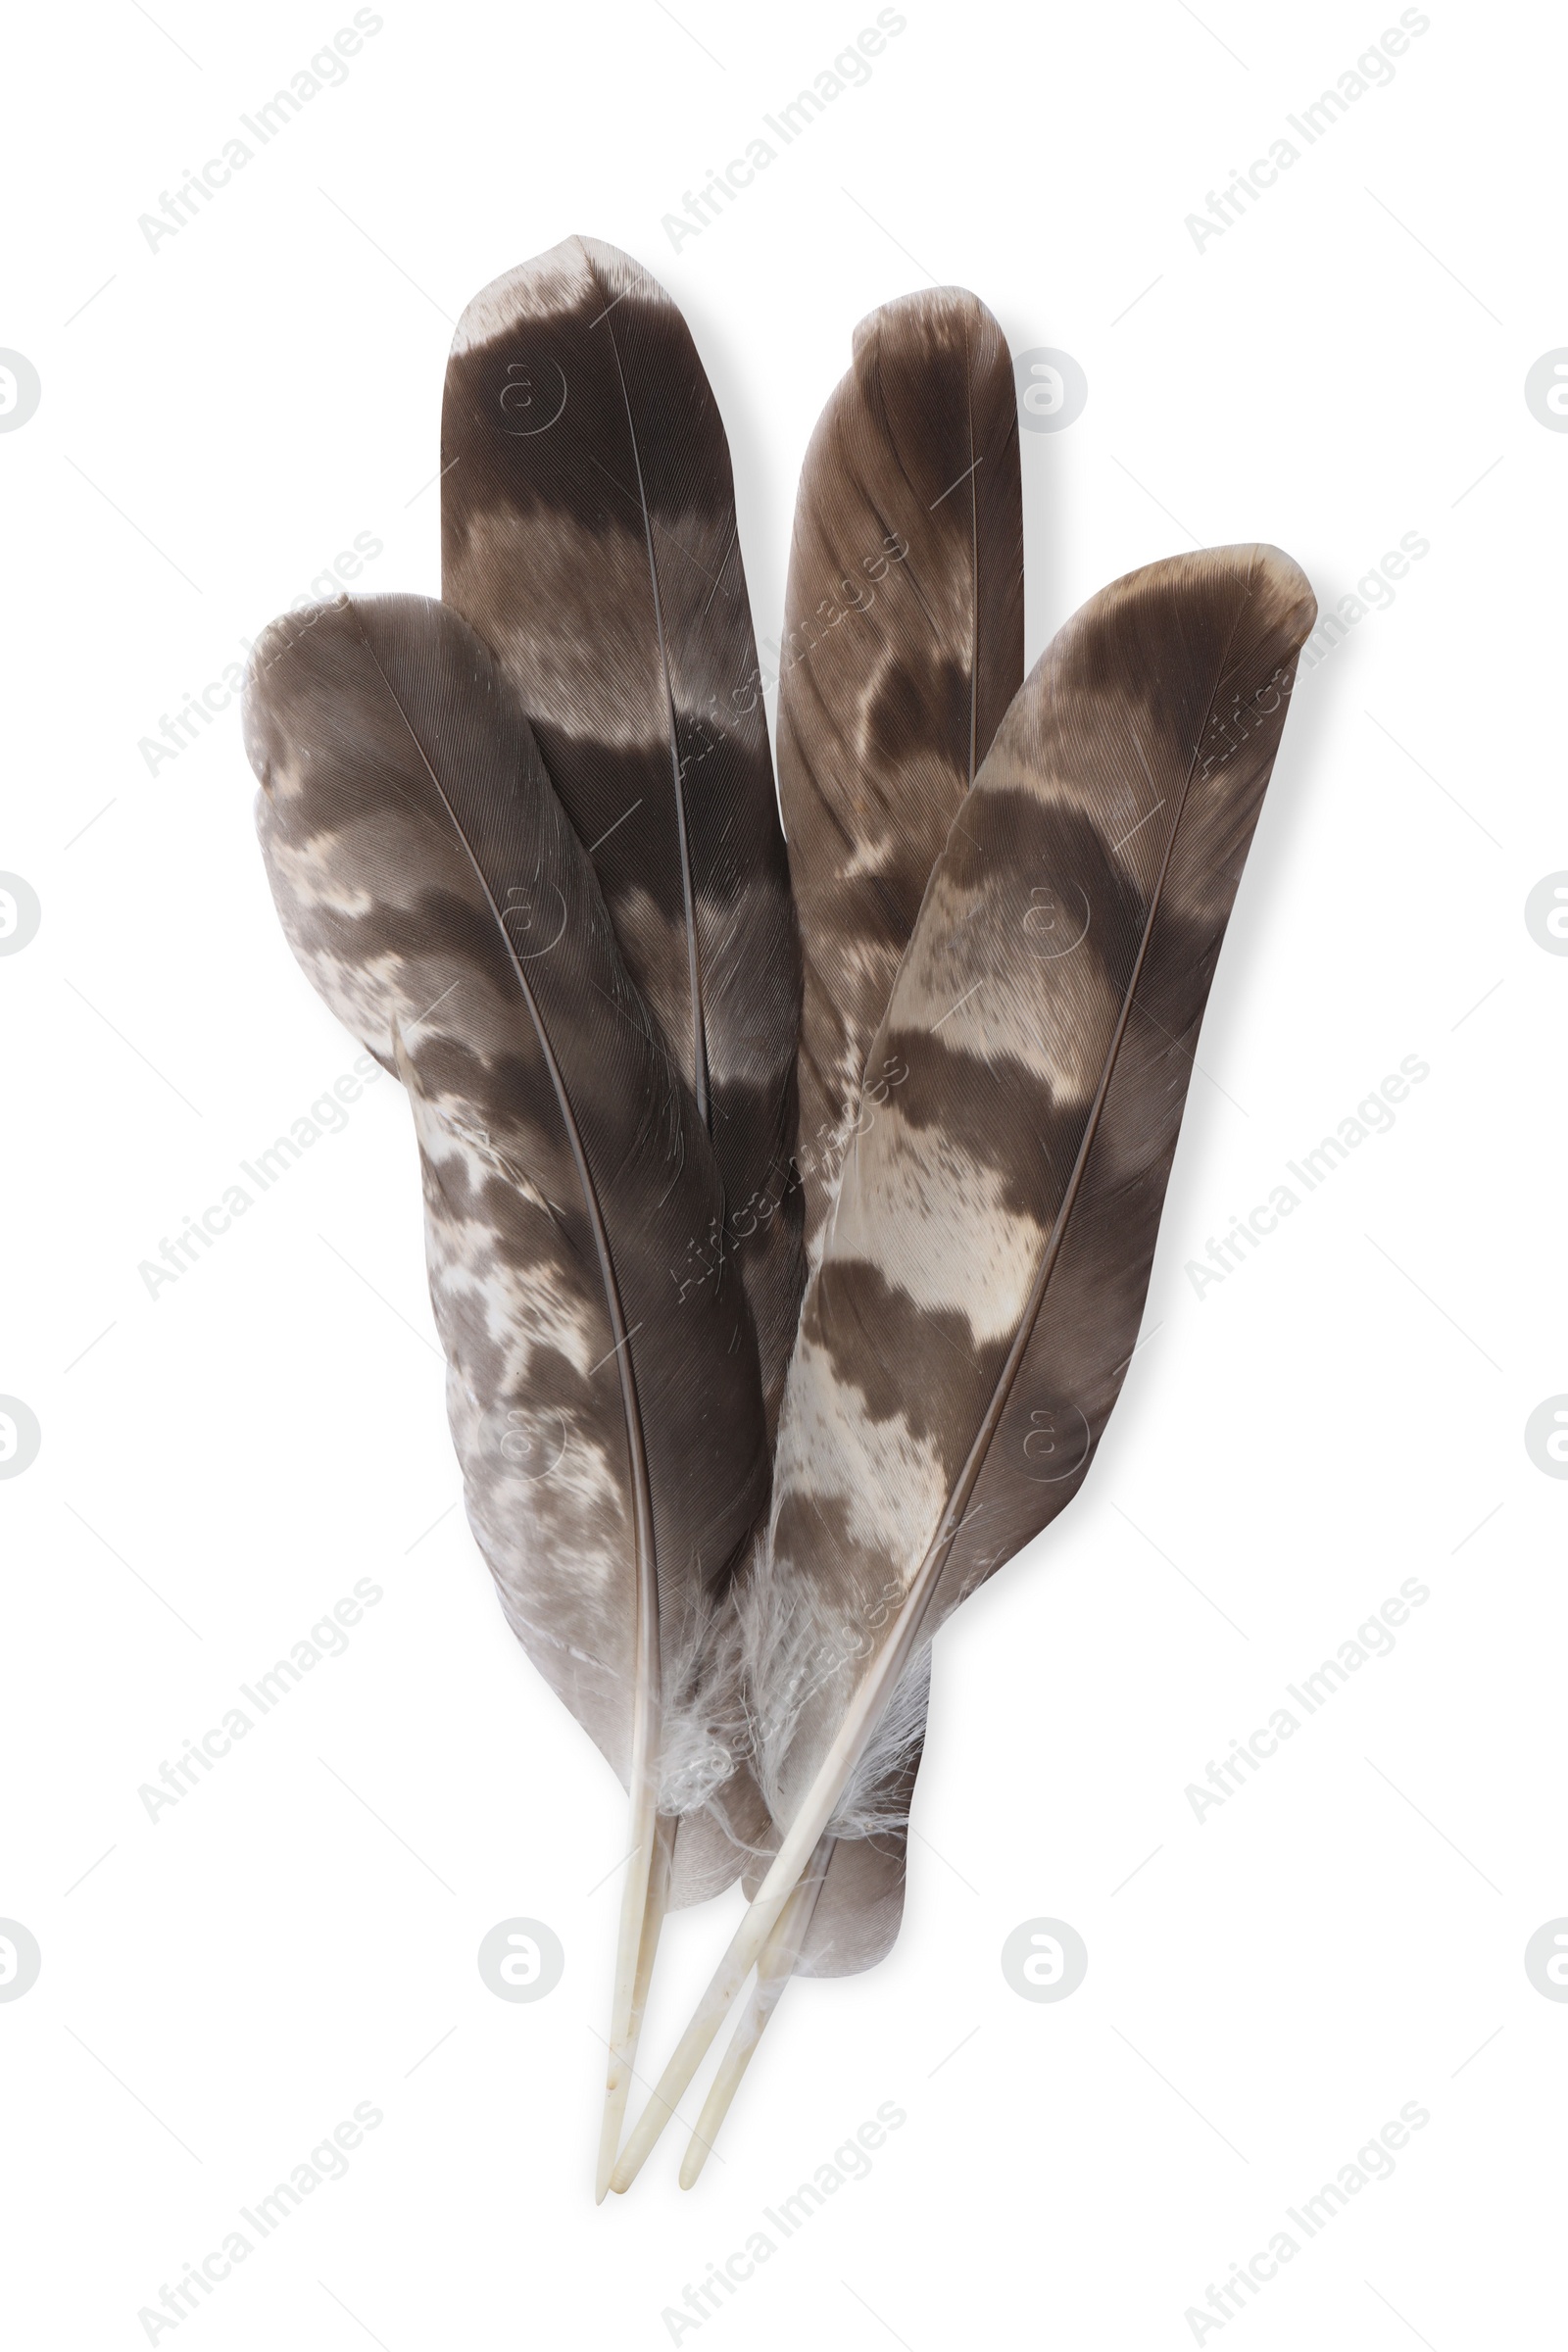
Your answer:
[242,235,1315,2195]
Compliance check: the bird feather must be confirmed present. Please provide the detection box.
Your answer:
[763,285,1023,1977]
[441,234,804,1428]
[242,592,770,1893]
[759,543,1315,1834]
[612,543,1316,2186]
[781,285,1024,1258]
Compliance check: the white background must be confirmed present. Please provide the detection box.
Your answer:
[3,1,1563,2344]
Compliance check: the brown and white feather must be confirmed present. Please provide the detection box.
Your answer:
[441,235,803,1429]
[757,545,1316,1832]
[243,593,769,1896]
[765,287,1023,1973]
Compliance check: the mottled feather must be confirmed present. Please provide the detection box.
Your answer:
[755,545,1316,1838]
[243,592,770,1899]
[441,235,803,1428]
[763,288,1023,1974]
[779,286,1024,1255]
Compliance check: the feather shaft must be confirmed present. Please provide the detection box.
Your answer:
[597,1809,673,2199]
[677,1836,831,2187]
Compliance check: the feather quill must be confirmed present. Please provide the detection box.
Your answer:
[614,543,1316,2185]
[241,591,769,2186]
